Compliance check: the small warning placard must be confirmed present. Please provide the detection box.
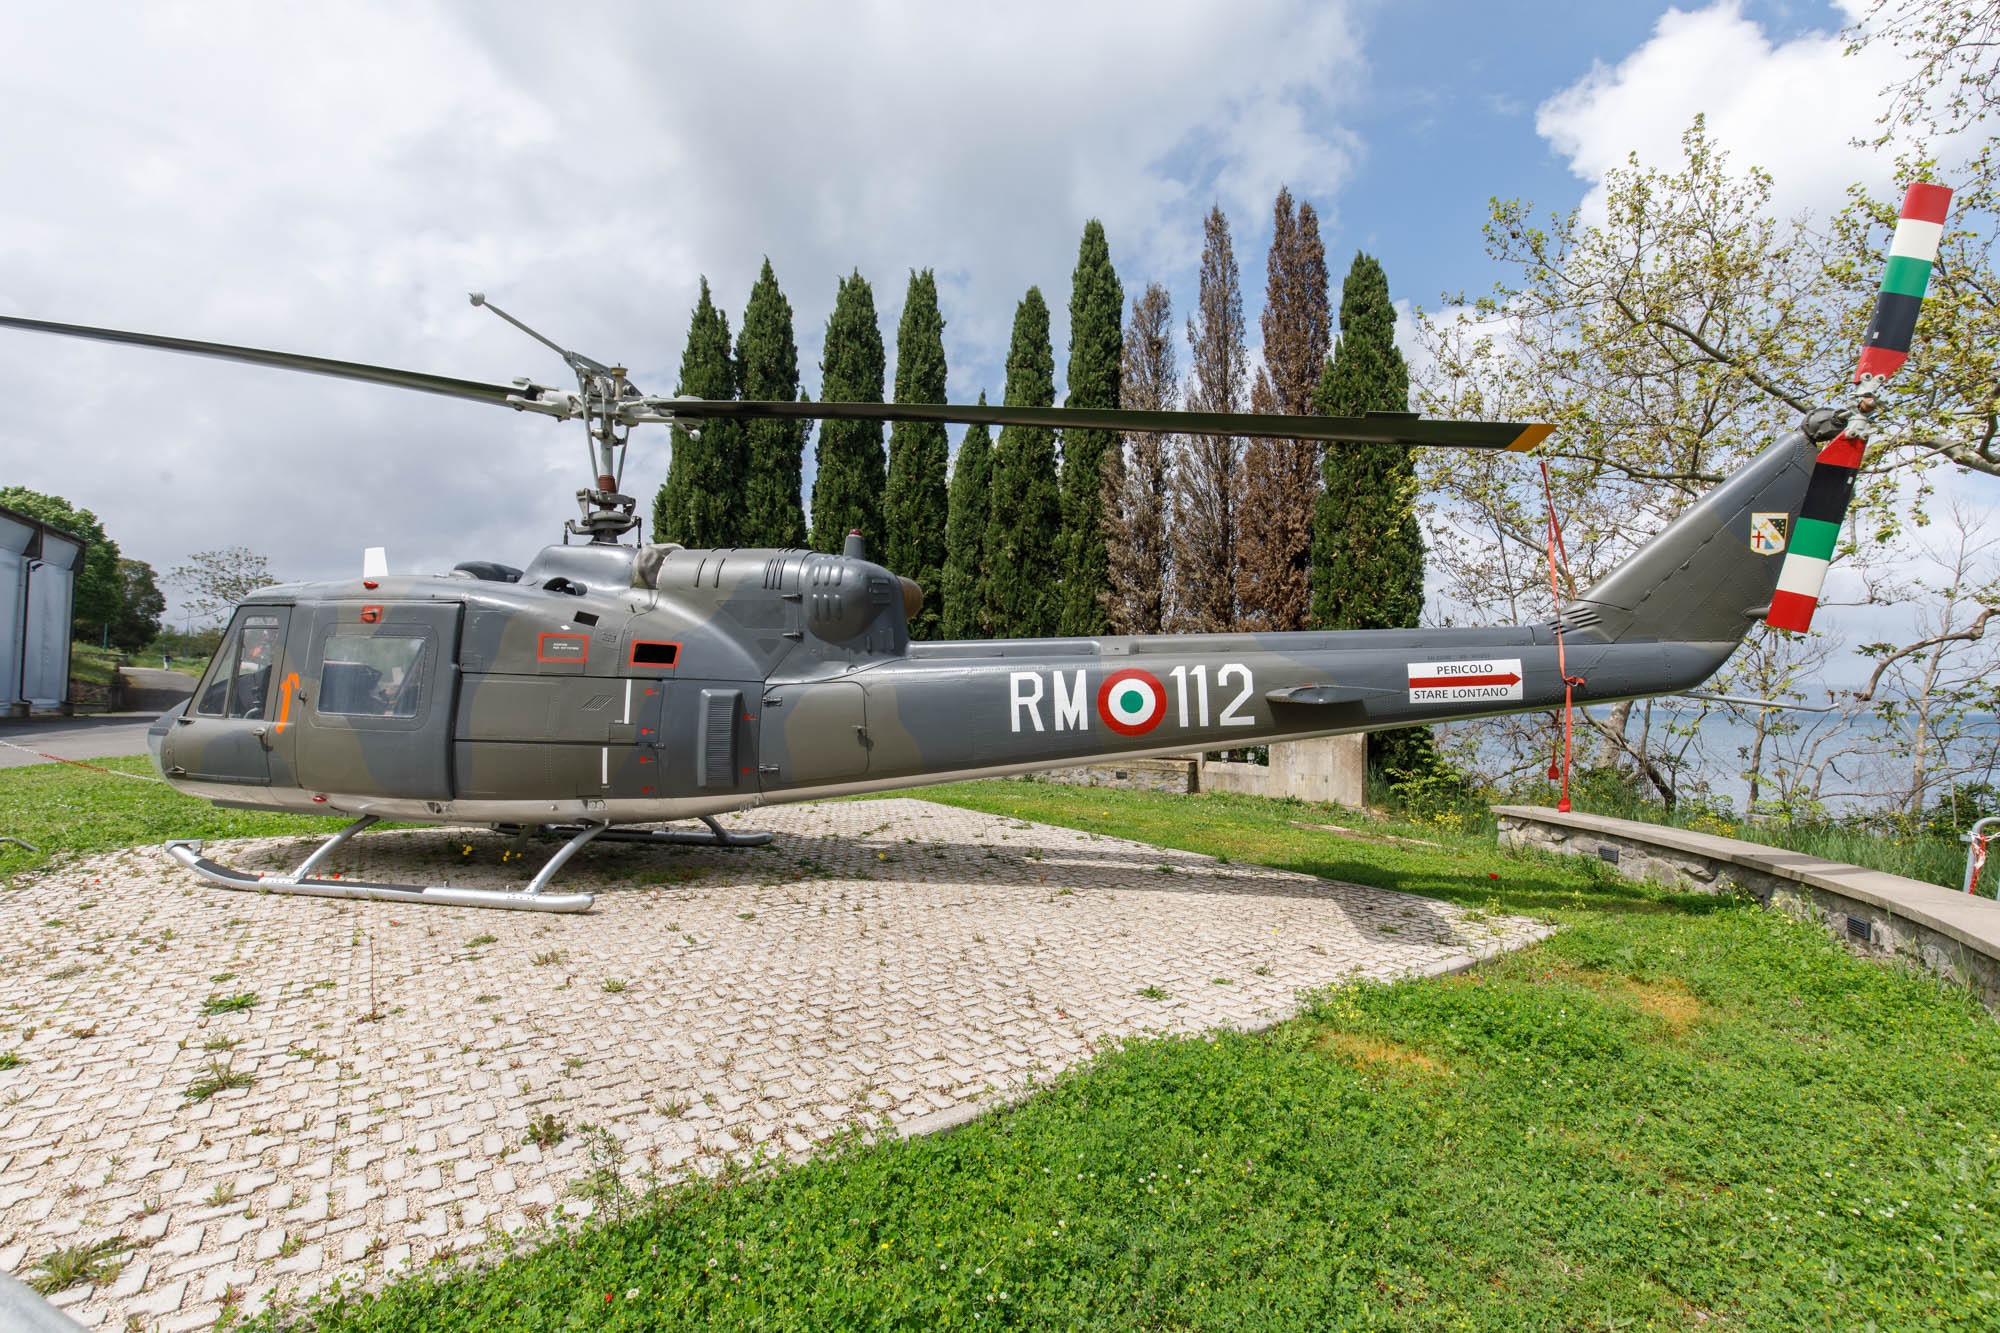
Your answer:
[1407,658,1524,703]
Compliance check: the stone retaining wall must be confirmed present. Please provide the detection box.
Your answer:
[1020,735,1369,807]
[1023,757,1199,794]
[1495,805,2000,1011]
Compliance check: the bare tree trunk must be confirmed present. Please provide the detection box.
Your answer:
[1746,712,1767,817]
[1595,699,1635,768]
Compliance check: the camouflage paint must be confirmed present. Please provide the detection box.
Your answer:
[151,427,1815,828]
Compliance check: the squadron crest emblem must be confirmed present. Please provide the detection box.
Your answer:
[1750,512,1789,555]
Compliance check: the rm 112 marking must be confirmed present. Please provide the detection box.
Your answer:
[1010,664,1260,734]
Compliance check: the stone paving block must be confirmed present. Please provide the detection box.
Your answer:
[0,799,1549,1329]
[162,1303,223,1332]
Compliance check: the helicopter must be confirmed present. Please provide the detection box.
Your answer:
[0,182,1947,912]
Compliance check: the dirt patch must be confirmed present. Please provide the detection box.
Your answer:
[1625,976,1703,1033]
[1318,1031,1451,1076]
[1544,964,1704,1035]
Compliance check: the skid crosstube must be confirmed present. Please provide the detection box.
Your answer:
[161,838,596,913]
[156,813,773,912]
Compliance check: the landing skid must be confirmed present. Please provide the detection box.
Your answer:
[161,814,596,913]
[159,813,773,913]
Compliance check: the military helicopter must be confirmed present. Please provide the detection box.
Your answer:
[0,183,1946,912]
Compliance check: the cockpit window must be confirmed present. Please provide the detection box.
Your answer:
[318,635,427,718]
[194,613,285,719]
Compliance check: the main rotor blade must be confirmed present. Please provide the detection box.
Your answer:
[661,398,1553,451]
[0,314,525,409]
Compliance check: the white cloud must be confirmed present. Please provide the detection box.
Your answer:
[0,0,1367,615]
[1535,1,1917,220]
[1531,2,1998,690]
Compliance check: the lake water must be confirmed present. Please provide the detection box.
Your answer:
[1457,704,2000,818]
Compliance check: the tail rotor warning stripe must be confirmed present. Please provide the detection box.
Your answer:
[1769,181,1951,634]
[1853,182,1950,381]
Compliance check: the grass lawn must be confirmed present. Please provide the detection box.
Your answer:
[65,642,120,688]
[0,756,356,882]
[143,780,1987,1332]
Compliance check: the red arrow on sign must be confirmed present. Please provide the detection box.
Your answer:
[1408,672,1522,689]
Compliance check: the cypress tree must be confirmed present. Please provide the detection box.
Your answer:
[1056,220,1123,636]
[981,287,1062,637]
[1171,205,1247,632]
[941,396,993,639]
[883,269,950,639]
[652,277,737,547]
[1311,252,1433,777]
[736,258,809,547]
[1104,284,1176,635]
[810,271,887,554]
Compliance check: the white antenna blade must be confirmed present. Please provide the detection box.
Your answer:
[362,547,388,578]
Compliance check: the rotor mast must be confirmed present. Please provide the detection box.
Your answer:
[470,292,642,544]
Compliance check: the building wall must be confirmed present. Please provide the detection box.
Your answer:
[0,504,82,716]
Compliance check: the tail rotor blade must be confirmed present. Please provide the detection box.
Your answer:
[1768,181,1952,633]
[1854,182,1953,383]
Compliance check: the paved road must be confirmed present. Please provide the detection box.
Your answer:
[0,713,161,769]
[0,668,192,770]
[122,666,197,713]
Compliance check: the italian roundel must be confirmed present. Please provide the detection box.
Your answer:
[1097,668,1167,736]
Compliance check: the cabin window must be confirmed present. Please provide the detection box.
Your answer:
[317,634,428,718]
[194,612,285,719]
[629,640,680,667]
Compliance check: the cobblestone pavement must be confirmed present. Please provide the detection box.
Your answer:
[0,798,1551,1329]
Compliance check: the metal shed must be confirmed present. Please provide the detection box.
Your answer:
[0,503,84,717]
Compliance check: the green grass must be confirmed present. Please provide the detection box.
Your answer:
[1754,820,1968,889]
[201,991,260,1015]
[234,782,2000,1332]
[122,649,203,674]
[1498,774,1973,890]
[184,1059,254,1102]
[64,642,203,687]
[65,642,119,688]
[25,1234,127,1294]
[0,755,361,882]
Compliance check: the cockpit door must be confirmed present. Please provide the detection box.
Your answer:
[164,606,295,787]
[296,601,461,800]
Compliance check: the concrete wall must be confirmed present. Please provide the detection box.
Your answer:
[1496,805,2000,1011]
[1201,735,1366,808]
[22,530,80,709]
[0,510,28,717]
[1022,735,1368,806]
[0,505,81,717]
[1026,757,1199,794]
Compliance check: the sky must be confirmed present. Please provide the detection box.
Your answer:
[0,0,1981,658]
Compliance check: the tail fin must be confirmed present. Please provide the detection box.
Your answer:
[1558,181,1949,650]
[1558,427,1818,648]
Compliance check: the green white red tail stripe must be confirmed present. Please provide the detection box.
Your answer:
[1855,183,1952,381]
[1767,182,1951,633]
